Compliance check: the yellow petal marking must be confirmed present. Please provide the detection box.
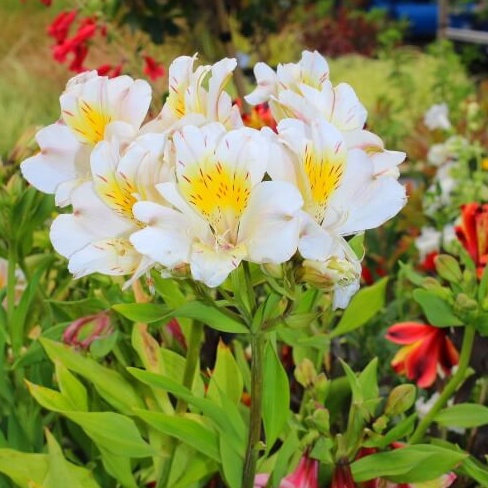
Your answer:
[179,161,251,241]
[302,144,344,223]
[63,101,112,145]
[95,171,138,222]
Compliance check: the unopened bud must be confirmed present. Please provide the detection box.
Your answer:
[312,407,330,435]
[295,358,317,388]
[261,262,284,279]
[434,254,462,283]
[372,415,388,433]
[63,311,113,349]
[385,384,416,416]
[313,372,330,403]
[455,293,478,311]
[301,257,360,291]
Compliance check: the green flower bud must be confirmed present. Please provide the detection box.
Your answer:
[434,254,463,283]
[384,384,416,416]
[294,358,317,388]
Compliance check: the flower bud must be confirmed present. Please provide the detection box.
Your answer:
[434,254,463,283]
[260,262,284,279]
[455,293,478,311]
[295,358,317,388]
[300,257,360,291]
[312,407,330,435]
[384,384,416,416]
[63,311,113,349]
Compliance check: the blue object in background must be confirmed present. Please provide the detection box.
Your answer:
[369,1,478,38]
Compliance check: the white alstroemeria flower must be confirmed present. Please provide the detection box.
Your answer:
[143,55,243,134]
[415,227,441,261]
[246,50,405,171]
[131,123,303,288]
[21,71,152,206]
[269,118,406,260]
[424,103,451,131]
[301,238,362,309]
[50,133,170,281]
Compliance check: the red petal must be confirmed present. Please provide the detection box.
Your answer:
[438,336,459,374]
[404,331,441,388]
[385,322,433,345]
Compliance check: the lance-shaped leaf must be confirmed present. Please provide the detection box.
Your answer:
[331,277,388,338]
[262,342,290,450]
[435,404,488,428]
[351,444,467,483]
[40,338,144,414]
[413,289,462,327]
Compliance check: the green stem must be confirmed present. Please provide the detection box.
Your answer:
[6,243,17,349]
[242,331,266,488]
[176,321,204,414]
[410,326,476,444]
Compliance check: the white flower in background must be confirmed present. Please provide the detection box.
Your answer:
[425,161,456,216]
[143,55,243,134]
[21,72,151,206]
[415,225,456,261]
[424,103,451,131]
[50,133,169,282]
[131,123,303,287]
[427,136,468,167]
[246,50,405,176]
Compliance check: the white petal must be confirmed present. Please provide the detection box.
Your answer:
[331,83,367,131]
[238,181,303,263]
[69,238,141,278]
[245,62,278,105]
[326,149,406,234]
[190,242,244,288]
[131,201,192,268]
[21,124,82,194]
[298,213,335,261]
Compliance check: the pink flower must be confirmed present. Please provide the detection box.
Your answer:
[255,455,318,488]
[331,464,355,488]
[143,55,165,81]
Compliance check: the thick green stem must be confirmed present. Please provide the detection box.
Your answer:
[157,321,204,488]
[242,331,266,488]
[6,243,17,350]
[410,326,476,444]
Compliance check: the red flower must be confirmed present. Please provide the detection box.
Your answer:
[97,63,124,78]
[420,250,438,273]
[455,203,488,278]
[143,56,165,81]
[47,9,77,44]
[386,322,459,388]
[68,44,89,72]
[331,463,355,488]
[52,19,96,65]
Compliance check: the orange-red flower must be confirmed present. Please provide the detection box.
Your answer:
[385,322,459,388]
[455,203,488,278]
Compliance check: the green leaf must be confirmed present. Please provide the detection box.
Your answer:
[112,303,170,323]
[330,278,388,338]
[271,431,300,487]
[98,448,138,488]
[435,403,488,428]
[89,329,119,358]
[0,449,48,487]
[412,289,462,327]
[128,368,245,453]
[351,444,467,483]
[65,411,155,458]
[26,381,75,412]
[262,342,290,450]
[349,232,365,259]
[219,435,243,488]
[44,429,99,488]
[40,338,144,415]
[55,363,88,412]
[207,341,243,405]
[472,313,488,336]
[171,302,248,334]
[364,414,416,449]
[170,445,218,488]
[135,409,221,462]
[114,301,248,333]
[459,455,488,486]
[478,264,488,301]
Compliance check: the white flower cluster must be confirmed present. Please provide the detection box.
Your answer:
[21,51,406,307]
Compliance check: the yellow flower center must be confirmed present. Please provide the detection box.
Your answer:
[302,145,344,223]
[180,161,251,241]
[63,101,112,145]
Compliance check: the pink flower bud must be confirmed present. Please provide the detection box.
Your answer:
[63,312,113,349]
